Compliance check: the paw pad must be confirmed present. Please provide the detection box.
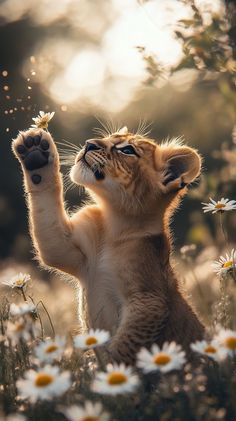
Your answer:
[17,133,50,171]
[31,174,42,184]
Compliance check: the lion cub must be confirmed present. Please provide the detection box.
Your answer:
[12,126,204,363]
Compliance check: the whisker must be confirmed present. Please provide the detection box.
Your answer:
[105,119,115,135]
[60,157,75,162]
[57,146,80,154]
[58,151,77,157]
[60,162,74,167]
[59,160,75,164]
[95,116,121,137]
[93,127,107,138]
[59,156,75,161]
[136,119,152,137]
[94,116,111,137]
[58,153,76,159]
[61,138,82,149]
[63,171,76,195]
[59,150,76,160]
[56,140,81,152]
[108,119,122,135]
[59,158,75,167]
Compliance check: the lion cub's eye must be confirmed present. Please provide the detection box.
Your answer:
[118,145,137,156]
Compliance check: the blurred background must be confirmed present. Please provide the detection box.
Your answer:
[0,0,235,331]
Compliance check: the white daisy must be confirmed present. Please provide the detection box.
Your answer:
[6,318,31,344]
[73,329,110,350]
[10,302,36,317]
[91,363,140,395]
[2,272,31,289]
[16,365,71,402]
[63,401,110,421]
[31,111,55,129]
[190,340,227,361]
[202,198,236,214]
[137,342,186,374]
[212,249,236,278]
[214,329,236,356]
[35,336,66,362]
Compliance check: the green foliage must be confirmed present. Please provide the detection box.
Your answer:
[138,0,236,111]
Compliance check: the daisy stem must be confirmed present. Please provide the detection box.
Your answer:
[219,277,230,329]
[219,212,228,245]
[190,267,204,300]
[36,310,44,340]
[93,348,106,371]
[36,300,55,339]
[20,287,27,302]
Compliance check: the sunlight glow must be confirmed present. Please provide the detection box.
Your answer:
[0,0,226,112]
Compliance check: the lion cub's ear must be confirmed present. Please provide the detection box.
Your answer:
[158,144,202,194]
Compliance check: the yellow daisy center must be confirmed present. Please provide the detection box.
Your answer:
[154,353,171,365]
[107,372,128,385]
[85,336,98,346]
[225,337,236,350]
[81,418,99,421]
[45,344,58,353]
[204,345,217,354]
[15,279,24,286]
[35,373,54,387]
[38,121,48,129]
[222,261,233,268]
[215,203,226,209]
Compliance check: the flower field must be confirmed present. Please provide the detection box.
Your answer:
[1,198,236,421]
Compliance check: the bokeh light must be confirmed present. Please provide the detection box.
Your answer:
[0,0,225,113]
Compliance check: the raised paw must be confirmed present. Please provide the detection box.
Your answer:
[13,131,52,171]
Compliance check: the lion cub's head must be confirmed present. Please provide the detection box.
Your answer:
[70,127,201,215]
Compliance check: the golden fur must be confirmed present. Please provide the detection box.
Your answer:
[12,127,204,363]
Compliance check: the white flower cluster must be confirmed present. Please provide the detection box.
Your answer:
[191,329,236,361]
[14,326,236,405]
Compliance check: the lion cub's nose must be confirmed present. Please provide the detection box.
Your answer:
[85,141,101,153]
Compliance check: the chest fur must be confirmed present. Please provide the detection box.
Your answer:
[78,234,170,331]
[81,246,124,331]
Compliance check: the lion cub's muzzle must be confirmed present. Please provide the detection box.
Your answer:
[82,140,107,181]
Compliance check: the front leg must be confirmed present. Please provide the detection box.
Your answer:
[12,128,84,276]
[108,293,169,364]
